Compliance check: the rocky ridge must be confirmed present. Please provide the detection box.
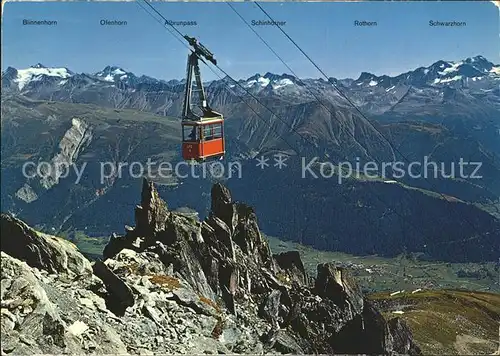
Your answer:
[0,179,421,355]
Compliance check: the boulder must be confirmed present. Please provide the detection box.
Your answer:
[1,252,128,355]
[314,263,364,316]
[93,260,135,315]
[274,250,308,286]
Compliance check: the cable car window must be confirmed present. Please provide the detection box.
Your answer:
[204,125,213,140]
[202,123,223,141]
[183,125,198,142]
[212,124,222,139]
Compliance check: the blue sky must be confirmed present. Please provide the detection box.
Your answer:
[2,1,499,81]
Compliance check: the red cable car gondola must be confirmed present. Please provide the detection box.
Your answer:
[181,36,225,161]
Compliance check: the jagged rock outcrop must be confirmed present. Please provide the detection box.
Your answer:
[273,250,308,286]
[314,263,364,316]
[14,118,93,203]
[0,213,92,277]
[388,317,422,355]
[1,179,421,355]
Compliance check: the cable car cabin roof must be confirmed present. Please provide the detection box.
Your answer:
[182,116,224,126]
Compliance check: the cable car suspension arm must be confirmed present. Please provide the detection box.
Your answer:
[182,36,218,121]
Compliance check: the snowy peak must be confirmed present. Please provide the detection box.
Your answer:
[464,55,494,72]
[351,55,499,89]
[425,56,497,85]
[244,74,270,88]
[5,65,74,90]
[246,73,262,82]
[490,66,500,75]
[97,65,127,75]
[95,66,133,82]
[353,72,396,89]
[357,72,377,82]
[242,72,298,91]
[354,72,380,86]
[262,72,297,82]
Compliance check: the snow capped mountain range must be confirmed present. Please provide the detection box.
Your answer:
[242,72,298,89]
[1,63,166,91]
[5,63,74,90]
[237,55,499,94]
[1,56,498,119]
[3,55,498,94]
[352,55,499,89]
